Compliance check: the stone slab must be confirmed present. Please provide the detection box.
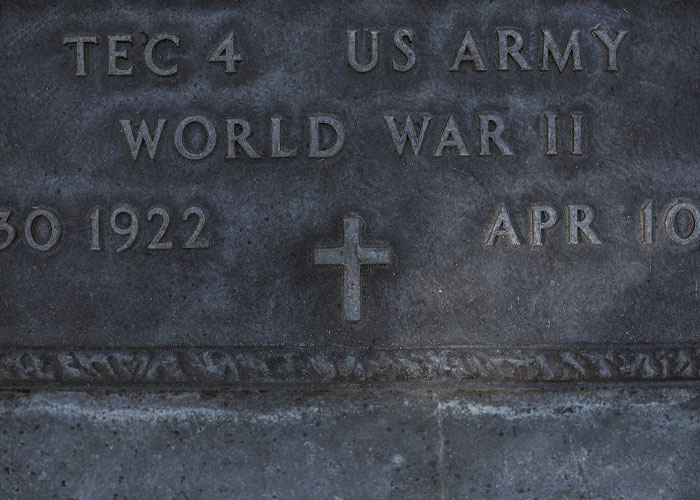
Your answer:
[1,389,699,499]
[2,0,700,388]
[2,3,699,499]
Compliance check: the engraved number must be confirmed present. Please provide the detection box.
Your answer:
[147,207,173,250]
[183,207,210,249]
[24,208,61,251]
[110,206,139,253]
[90,207,101,250]
[96,205,208,252]
[208,32,242,73]
[0,210,16,250]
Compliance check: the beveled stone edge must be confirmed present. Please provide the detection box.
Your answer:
[0,345,699,388]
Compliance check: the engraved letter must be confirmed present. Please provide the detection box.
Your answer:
[226,119,260,159]
[392,28,415,72]
[433,115,470,157]
[592,29,628,72]
[571,112,583,155]
[347,30,378,73]
[384,114,431,155]
[541,30,583,71]
[309,116,346,158]
[531,205,558,246]
[271,117,297,158]
[544,112,557,155]
[174,116,217,160]
[108,35,133,76]
[567,204,602,245]
[486,205,521,246]
[120,119,166,160]
[450,30,486,72]
[664,201,700,245]
[63,35,97,76]
[144,34,180,76]
[479,114,513,156]
[497,29,532,71]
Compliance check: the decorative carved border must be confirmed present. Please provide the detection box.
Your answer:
[1,345,699,388]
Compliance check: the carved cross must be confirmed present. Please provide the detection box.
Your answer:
[314,215,391,322]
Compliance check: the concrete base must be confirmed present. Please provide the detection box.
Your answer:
[1,389,698,499]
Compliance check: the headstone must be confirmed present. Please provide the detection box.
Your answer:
[1,1,699,497]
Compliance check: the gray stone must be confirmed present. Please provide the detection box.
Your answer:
[1,1,700,498]
[0,0,699,388]
[1,389,699,499]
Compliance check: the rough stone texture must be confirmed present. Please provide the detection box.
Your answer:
[4,346,700,389]
[1,389,699,499]
[2,2,700,498]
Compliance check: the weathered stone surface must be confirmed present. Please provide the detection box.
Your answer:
[1,0,700,387]
[1,389,699,499]
[3,345,700,388]
[1,2,699,498]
